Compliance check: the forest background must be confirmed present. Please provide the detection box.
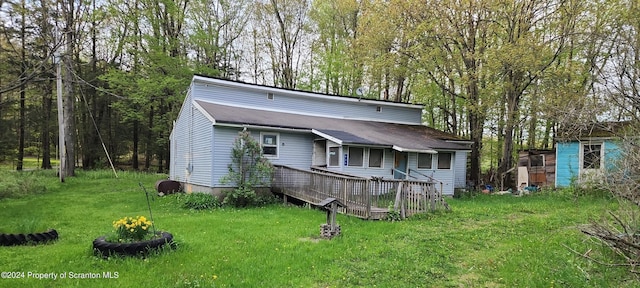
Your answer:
[1,0,638,189]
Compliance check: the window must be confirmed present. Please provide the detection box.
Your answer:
[348,147,364,167]
[329,147,340,166]
[583,144,602,169]
[261,133,278,158]
[369,149,383,168]
[267,93,274,100]
[437,152,452,169]
[530,155,544,167]
[418,153,433,169]
[376,106,382,112]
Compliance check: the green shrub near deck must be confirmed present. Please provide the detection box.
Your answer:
[0,170,634,287]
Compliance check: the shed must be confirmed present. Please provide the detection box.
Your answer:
[517,149,556,188]
[554,122,628,187]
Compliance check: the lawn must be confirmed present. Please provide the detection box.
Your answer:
[0,170,634,287]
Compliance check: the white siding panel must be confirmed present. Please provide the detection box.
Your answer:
[191,83,421,124]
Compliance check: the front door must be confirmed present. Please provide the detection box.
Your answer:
[394,151,408,179]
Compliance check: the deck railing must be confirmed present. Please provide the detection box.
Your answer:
[272,165,448,219]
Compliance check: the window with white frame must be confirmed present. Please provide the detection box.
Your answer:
[328,146,340,167]
[368,148,384,168]
[418,153,433,169]
[348,147,364,167]
[261,132,278,158]
[582,143,602,169]
[437,152,452,169]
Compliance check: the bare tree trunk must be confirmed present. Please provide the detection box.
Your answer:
[41,78,53,169]
[17,0,26,171]
[61,0,76,177]
[132,119,139,169]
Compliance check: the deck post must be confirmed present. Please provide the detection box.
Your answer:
[430,185,437,212]
[365,180,371,219]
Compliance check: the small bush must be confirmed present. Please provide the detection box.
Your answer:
[384,202,402,222]
[223,187,258,208]
[179,193,221,210]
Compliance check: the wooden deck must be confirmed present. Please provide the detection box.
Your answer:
[272,165,449,220]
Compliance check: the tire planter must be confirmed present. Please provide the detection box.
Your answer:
[93,231,175,257]
[0,229,58,246]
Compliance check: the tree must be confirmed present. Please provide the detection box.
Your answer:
[255,0,310,88]
[220,130,274,207]
[188,0,250,79]
[307,0,363,95]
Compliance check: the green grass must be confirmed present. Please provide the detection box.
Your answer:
[0,170,634,287]
[0,158,59,170]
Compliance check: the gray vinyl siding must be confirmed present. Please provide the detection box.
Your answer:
[454,151,468,189]
[408,152,455,195]
[191,82,421,124]
[211,126,314,187]
[326,148,456,195]
[266,132,314,169]
[188,107,214,186]
[212,126,239,187]
[170,92,192,182]
[340,148,395,178]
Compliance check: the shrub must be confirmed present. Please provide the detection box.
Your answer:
[220,130,275,208]
[384,202,402,222]
[180,193,221,210]
[222,187,258,208]
[0,172,47,199]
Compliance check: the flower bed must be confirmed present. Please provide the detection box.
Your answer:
[93,216,174,257]
[93,231,174,257]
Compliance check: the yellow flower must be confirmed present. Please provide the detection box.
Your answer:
[213,275,218,280]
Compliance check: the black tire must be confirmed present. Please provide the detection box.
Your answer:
[92,231,174,257]
[0,229,58,246]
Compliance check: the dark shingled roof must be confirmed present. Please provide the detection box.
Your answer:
[315,130,379,146]
[195,100,470,151]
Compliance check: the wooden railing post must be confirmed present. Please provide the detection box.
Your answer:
[365,180,371,219]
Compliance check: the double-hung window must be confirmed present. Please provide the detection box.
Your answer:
[261,132,279,158]
[417,153,433,169]
[368,148,384,168]
[348,147,364,167]
[437,152,452,169]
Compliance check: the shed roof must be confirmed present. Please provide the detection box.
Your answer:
[557,121,635,140]
[195,100,470,151]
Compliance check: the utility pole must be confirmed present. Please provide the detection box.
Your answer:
[55,29,66,182]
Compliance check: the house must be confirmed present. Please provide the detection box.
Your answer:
[169,75,471,196]
[554,122,626,187]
